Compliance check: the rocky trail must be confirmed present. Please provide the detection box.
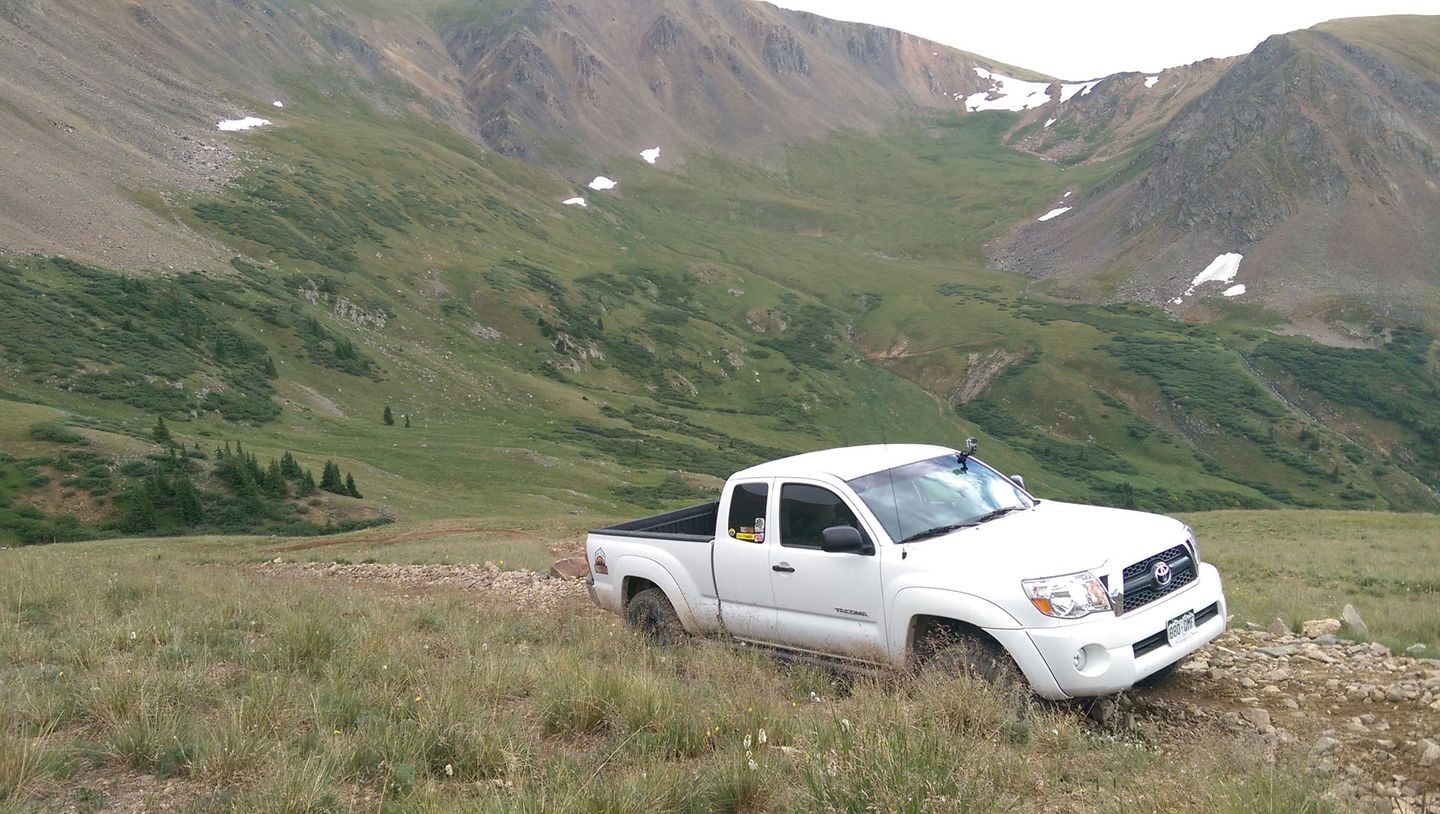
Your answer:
[258,560,1440,812]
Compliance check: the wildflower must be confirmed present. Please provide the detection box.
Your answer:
[445,764,454,777]
[128,631,137,641]
[743,734,752,749]
[757,728,767,745]
[747,757,758,771]
[414,695,422,702]
[840,718,852,731]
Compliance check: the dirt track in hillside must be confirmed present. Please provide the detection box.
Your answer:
[258,560,1440,813]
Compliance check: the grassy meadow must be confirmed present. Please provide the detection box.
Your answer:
[0,515,1376,814]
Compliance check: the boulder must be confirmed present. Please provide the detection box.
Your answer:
[1300,618,1341,638]
[1342,604,1369,638]
[548,557,590,580]
[1240,707,1271,729]
[1418,739,1440,767]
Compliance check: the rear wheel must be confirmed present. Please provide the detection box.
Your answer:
[625,587,685,646]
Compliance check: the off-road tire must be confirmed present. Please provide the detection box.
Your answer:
[625,587,685,646]
[923,631,1025,690]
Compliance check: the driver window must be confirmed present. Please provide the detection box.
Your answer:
[779,484,864,549]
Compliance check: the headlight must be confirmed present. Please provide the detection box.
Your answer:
[1022,571,1112,619]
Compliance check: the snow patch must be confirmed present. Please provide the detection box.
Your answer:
[1144,75,1160,88]
[1037,206,1072,222]
[587,176,617,190]
[1058,79,1101,103]
[1063,190,1072,197]
[272,100,284,108]
[1044,117,1056,128]
[217,116,270,131]
[1175,252,1244,302]
[1170,297,1184,305]
[562,197,587,207]
[965,69,1052,112]
[640,147,660,164]
[1190,252,1243,288]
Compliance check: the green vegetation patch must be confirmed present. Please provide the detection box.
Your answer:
[0,257,280,424]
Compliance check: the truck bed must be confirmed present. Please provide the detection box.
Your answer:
[592,501,717,542]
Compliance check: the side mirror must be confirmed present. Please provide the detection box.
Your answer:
[821,525,873,555]
[1010,474,1027,490]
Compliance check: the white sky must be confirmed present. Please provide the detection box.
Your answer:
[767,0,1440,79]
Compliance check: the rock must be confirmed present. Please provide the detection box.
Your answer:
[1258,645,1298,657]
[1342,604,1369,638]
[1268,617,1290,635]
[1404,643,1426,655]
[1314,736,1341,754]
[1302,618,1342,638]
[1240,708,1271,729]
[1313,633,1340,646]
[1090,698,1117,725]
[1418,739,1440,766]
[548,557,590,580]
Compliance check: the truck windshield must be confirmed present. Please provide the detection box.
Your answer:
[846,454,1033,544]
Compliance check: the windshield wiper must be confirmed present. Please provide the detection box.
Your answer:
[972,505,1025,525]
[898,521,978,544]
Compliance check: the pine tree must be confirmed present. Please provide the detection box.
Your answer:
[264,356,278,378]
[345,472,361,499]
[120,482,158,534]
[152,416,173,447]
[265,458,287,498]
[280,451,301,480]
[383,406,394,425]
[174,475,204,526]
[298,469,317,496]
[403,413,411,428]
[320,461,343,492]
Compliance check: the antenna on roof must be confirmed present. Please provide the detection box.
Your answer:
[878,411,906,549]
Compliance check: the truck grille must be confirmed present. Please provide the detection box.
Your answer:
[1133,602,1220,658]
[1120,544,1196,614]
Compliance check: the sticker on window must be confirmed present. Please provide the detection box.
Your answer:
[754,518,766,543]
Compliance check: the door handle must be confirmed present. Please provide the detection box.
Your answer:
[772,563,795,573]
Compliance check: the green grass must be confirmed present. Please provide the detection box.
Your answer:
[1187,509,1440,655]
[0,531,1346,812]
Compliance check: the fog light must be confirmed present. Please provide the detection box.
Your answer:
[1073,648,1088,671]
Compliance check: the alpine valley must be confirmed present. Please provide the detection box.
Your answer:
[2,0,1440,544]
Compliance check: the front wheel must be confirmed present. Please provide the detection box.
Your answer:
[924,631,1024,689]
[625,587,685,646]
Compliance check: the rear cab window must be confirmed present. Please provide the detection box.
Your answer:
[726,481,769,543]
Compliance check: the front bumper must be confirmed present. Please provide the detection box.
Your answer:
[988,563,1226,699]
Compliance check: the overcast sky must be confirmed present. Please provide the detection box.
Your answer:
[768,0,1440,79]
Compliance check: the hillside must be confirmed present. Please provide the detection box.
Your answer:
[994,16,1440,332]
[1,1,1440,545]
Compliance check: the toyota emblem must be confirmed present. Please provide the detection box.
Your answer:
[1152,560,1173,587]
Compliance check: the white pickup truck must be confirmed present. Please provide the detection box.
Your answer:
[586,443,1226,699]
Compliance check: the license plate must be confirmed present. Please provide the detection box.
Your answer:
[1166,610,1197,646]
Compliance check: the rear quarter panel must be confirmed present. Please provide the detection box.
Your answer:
[586,532,721,634]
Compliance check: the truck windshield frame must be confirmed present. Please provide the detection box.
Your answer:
[846,454,1033,544]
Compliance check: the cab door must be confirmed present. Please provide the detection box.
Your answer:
[711,479,778,641]
[766,480,886,658]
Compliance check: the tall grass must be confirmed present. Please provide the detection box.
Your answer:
[0,542,1340,811]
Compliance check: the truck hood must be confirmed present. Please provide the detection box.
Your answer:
[896,500,1189,583]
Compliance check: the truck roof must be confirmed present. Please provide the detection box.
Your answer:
[730,444,957,482]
